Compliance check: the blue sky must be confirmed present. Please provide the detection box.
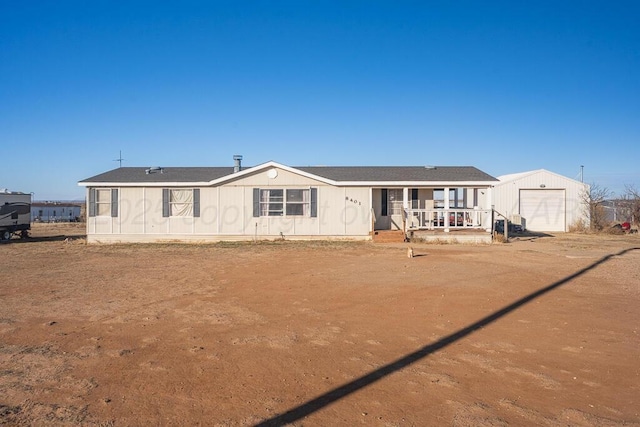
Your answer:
[1,1,638,200]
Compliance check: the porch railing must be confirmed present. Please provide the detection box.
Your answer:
[404,208,491,230]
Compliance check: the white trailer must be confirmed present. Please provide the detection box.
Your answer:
[0,190,31,240]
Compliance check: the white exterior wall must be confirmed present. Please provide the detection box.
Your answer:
[492,170,589,232]
[194,187,218,234]
[218,186,245,234]
[85,167,372,243]
[324,186,370,236]
[119,187,144,234]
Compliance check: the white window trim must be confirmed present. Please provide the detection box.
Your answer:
[260,188,311,217]
[95,188,113,217]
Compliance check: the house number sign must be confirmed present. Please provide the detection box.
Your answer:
[345,196,362,206]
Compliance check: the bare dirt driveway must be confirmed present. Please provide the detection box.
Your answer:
[1,223,639,426]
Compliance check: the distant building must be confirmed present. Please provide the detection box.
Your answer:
[602,199,633,224]
[32,201,83,222]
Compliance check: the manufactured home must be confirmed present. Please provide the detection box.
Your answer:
[78,158,499,243]
[31,201,82,223]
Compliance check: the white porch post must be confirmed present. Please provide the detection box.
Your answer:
[369,187,374,233]
[487,186,494,231]
[444,187,450,232]
[403,187,409,231]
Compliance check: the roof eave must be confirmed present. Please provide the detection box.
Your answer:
[79,179,497,187]
[78,181,213,187]
[335,180,498,186]
[207,161,340,186]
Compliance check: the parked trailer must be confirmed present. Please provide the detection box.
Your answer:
[0,191,31,240]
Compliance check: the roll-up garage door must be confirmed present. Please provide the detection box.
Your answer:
[520,189,565,232]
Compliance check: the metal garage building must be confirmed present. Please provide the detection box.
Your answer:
[492,169,590,232]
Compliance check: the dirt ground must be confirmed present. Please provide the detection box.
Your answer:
[1,223,639,426]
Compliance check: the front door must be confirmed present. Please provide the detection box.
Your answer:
[387,189,404,230]
[373,189,404,230]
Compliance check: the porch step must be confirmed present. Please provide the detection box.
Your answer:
[371,230,406,243]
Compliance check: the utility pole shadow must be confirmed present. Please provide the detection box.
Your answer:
[256,247,639,426]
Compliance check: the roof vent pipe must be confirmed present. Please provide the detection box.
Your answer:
[233,155,243,173]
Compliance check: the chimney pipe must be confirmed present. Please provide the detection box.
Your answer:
[233,155,243,173]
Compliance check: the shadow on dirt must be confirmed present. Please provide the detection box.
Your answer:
[516,230,554,238]
[501,230,555,241]
[0,234,86,244]
[506,231,555,242]
[256,246,640,427]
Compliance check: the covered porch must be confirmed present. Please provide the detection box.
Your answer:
[371,186,493,238]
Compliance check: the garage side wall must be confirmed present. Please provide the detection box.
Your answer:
[492,170,589,232]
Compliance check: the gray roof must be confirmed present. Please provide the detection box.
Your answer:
[297,166,497,182]
[79,167,234,183]
[79,165,497,184]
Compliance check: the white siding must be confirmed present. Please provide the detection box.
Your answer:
[492,170,589,232]
[230,167,324,187]
[86,167,373,243]
[120,187,144,234]
[194,188,218,234]
[337,187,370,236]
[218,186,246,234]
[143,188,165,235]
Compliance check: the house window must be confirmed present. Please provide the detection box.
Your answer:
[260,189,285,216]
[162,189,200,217]
[254,188,317,217]
[89,188,118,217]
[286,189,309,216]
[388,189,403,215]
[450,188,465,208]
[96,189,111,216]
[434,189,445,209]
[171,189,193,216]
[260,189,310,216]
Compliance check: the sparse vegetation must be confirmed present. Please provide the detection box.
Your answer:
[605,224,627,235]
[621,184,640,227]
[581,182,612,231]
[568,217,590,233]
[492,232,508,243]
[576,183,640,234]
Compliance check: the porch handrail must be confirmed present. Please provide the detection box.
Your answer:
[404,208,491,230]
